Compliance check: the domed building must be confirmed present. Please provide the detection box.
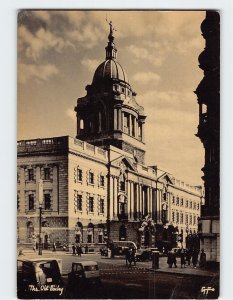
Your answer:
[17,23,203,252]
[75,23,146,164]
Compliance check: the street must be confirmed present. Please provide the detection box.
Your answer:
[18,250,219,299]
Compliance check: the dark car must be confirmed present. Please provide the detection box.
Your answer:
[67,261,101,297]
[17,258,64,299]
[135,247,159,261]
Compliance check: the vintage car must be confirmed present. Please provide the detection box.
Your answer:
[112,240,137,255]
[135,247,159,261]
[17,257,64,299]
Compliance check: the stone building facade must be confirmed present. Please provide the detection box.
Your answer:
[17,23,203,250]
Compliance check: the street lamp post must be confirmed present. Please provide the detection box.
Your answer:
[38,204,42,255]
[38,179,43,255]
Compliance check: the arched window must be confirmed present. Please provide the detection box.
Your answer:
[87,223,94,243]
[119,224,127,241]
[76,221,83,243]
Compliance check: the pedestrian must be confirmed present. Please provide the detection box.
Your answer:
[199,249,206,269]
[85,244,88,254]
[52,242,56,252]
[126,248,132,266]
[180,248,186,268]
[72,244,76,255]
[167,251,173,268]
[132,247,136,266]
[76,243,82,257]
[186,249,192,266]
[172,252,177,268]
[192,248,199,268]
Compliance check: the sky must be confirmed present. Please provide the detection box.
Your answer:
[17,10,206,185]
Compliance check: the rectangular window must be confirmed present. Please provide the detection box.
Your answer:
[176,212,179,224]
[185,200,189,208]
[44,194,51,210]
[44,168,50,180]
[77,169,83,182]
[197,203,200,210]
[100,175,105,187]
[28,169,34,181]
[28,194,34,210]
[89,197,94,212]
[172,211,175,222]
[77,194,82,211]
[194,215,196,225]
[99,199,104,214]
[180,213,183,224]
[176,197,179,206]
[89,172,94,185]
[189,214,192,225]
[189,201,192,209]
[193,202,196,210]
[172,196,175,204]
[120,181,125,192]
[185,214,188,225]
[180,198,183,206]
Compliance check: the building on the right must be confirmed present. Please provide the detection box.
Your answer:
[195,11,220,267]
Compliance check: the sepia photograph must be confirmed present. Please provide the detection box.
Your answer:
[17,10,220,299]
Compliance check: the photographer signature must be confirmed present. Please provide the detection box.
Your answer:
[201,286,215,295]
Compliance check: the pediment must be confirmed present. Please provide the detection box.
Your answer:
[111,155,137,172]
[158,172,174,185]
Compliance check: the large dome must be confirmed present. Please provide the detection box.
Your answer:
[92,59,129,84]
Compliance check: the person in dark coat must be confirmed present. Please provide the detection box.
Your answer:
[192,248,199,268]
[85,244,88,254]
[186,249,192,265]
[199,249,206,269]
[172,252,177,268]
[167,251,173,268]
[76,243,82,257]
[72,244,76,255]
[180,248,186,268]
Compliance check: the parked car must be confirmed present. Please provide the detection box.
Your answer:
[112,240,137,255]
[17,257,64,299]
[135,247,159,261]
[68,261,101,287]
[170,247,187,257]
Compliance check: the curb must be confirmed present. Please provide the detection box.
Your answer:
[146,267,218,278]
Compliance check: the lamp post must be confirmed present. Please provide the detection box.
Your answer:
[38,179,43,255]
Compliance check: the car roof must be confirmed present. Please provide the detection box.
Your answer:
[73,261,98,266]
[17,257,60,263]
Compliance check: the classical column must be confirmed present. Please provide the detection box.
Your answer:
[141,123,145,142]
[141,185,144,217]
[52,165,58,212]
[130,181,134,220]
[118,109,122,131]
[156,189,160,222]
[152,189,156,221]
[134,183,138,220]
[36,166,41,208]
[114,109,118,130]
[129,114,132,136]
[109,176,114,219]
[138,184,141,219]
[114,177,118,219]
[148,187,152,215]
